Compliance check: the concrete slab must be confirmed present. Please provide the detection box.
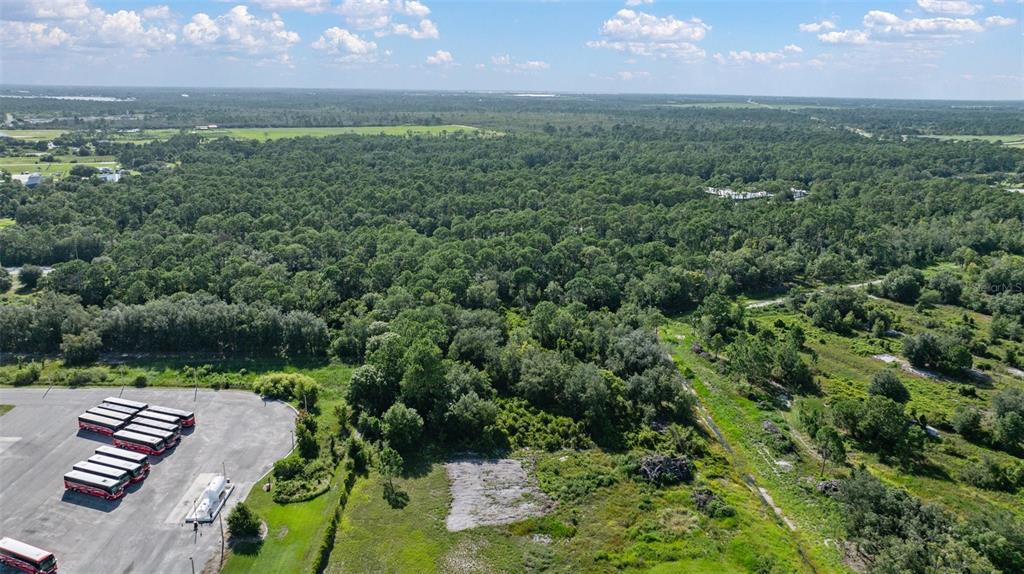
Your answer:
[0,388,293,574]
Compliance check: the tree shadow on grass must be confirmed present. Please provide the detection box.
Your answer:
[229,539,263,556]
[383,482,409,509]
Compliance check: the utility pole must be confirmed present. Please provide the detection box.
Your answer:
[189,556,195,574]
[219,512,225,566]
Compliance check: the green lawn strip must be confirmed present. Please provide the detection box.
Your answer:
[0,218,14,229]
[661,320,849,573]
[0,404,13,416]
[0,129,66,141]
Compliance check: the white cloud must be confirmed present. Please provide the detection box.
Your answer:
[916,0,982,16]
[1,1,176,54]
[600,9,709,42]
[337,0,438,39]
[183,6,299,58]
[714,44,803,65]
[518,60,550,70]
[488,54,550,72]
[588,8,709,61]
[251,0,331,13]
[0,21,72,50]
[985,15,1017,25]
[141,5,172,20]
[390,19,439,39]
[863,10,984,36]
[617,70,650,80]
[425,49,453,65]
[818,29,871,44]
[799,20,836,33]
[312,26,379,62]
[624,0,654,5]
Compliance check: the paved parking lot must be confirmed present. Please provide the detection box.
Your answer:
[0,387,294,574]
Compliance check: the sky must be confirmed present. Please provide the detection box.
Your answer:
[0,0,1021,100]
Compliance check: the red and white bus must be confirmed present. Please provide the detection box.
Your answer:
[124,423,179,447]
[86,407,132,423]
[133,411,182,431]
[77,412,127,436]
[146,405,196,427]
[89,454,148,483]
[132,416,181,439]
[72,461,132,488]
[97,402,140,416]
[0,537,57,574]
[63,469,125,500]
[103,397,148,411]
[113,429,166,456]
[95,445,150,472]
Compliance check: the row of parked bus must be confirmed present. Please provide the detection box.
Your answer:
[61,446,152,501]
[67,397,196,500]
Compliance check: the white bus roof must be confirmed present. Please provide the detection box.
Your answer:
[0,537,53,562]
[65,469,120,488]
[79,412,125,427]
[132,417,178,432]
[89,454,142,472]
[149,403,194,415]
[99,403,140,415]
[135,410,180,424]
[125,424,174,440]
[114,429,163,446]
[73,461,130,481]
[96,445,148,462]
[87,407,132,420]
[103,397,148,409]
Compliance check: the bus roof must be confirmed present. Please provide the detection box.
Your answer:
[132,417,178,432]
[89,454,141,472]
[125,424,174,440]
[147,405,194,418]
[96,445,148,463]
[99,403,140,415]
[103,397,148,410]
[135,410,180,424]
[114,429,163,446]
[0,537,53,562]
[65,469,120,488]
[78,412,126,427]
[73,461,130,481]
[87,407,132,421]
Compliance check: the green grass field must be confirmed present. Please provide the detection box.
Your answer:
[0,154,118,177]
[0,218,13,229]
[921,134,1024,147]
[0,129,65,141]
[0,404,13,416]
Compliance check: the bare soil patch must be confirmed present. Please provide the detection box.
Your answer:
[445,458,553,532]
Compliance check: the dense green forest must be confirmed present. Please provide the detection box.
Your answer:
[2,92,1024,573]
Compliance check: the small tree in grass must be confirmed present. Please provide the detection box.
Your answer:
[227,502,261,539]
[814,426,847,476]
[378,445,408,509]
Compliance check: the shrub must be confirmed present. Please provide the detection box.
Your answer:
[273,456,304,481]
[226,502,261,538]
[252,373,320,407]
[61,330,102,366]
[382,403,424,453]
[868,371,910,404]
[13,365,41,387]
[0,268,11,293]
[952,407,984,441]
[18,265,43,290]
[133,375,148,388]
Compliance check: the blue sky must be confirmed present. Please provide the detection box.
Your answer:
[1,0,1021,99]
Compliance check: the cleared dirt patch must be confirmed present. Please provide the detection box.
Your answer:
[445,458,553,532]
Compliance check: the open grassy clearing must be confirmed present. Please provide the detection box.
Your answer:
[0,129,65,141]
[662,320,849,573]
[328,444,823,573]
[0,218,15,229]
[0,154,118,177]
